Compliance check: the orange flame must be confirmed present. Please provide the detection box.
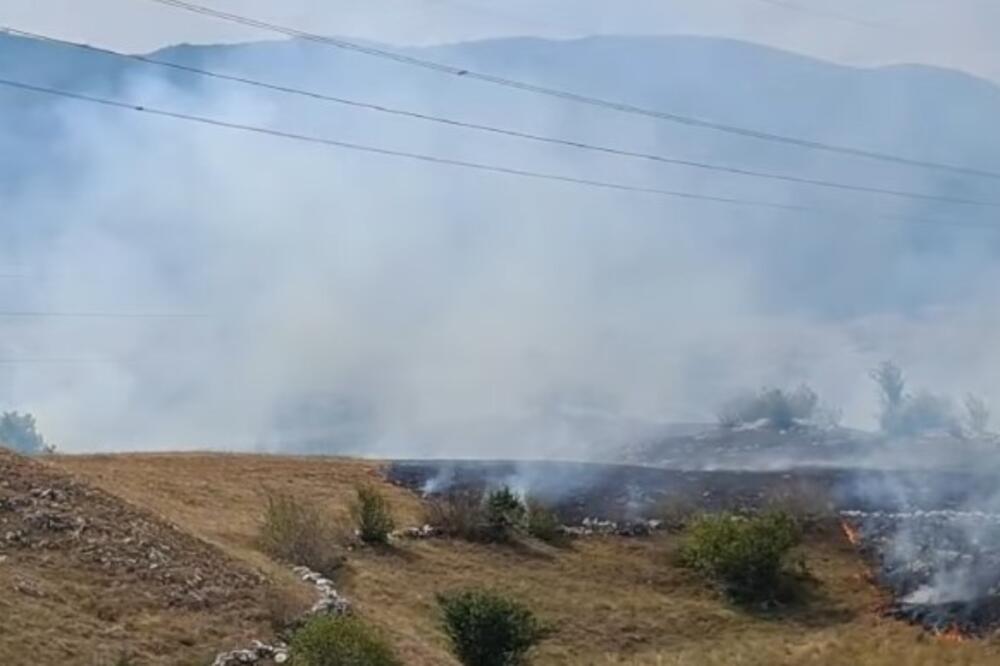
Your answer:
[840,519,862,547]
[937,627,966,643]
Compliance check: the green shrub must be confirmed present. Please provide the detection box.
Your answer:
[426,487,530,543]
[352,484,395,545]
[679,511,801,603]
[290,615,400,666]
[438,589,550,666]
[525,499,563,545]
[258,490,344,578]
[482,487,526,543]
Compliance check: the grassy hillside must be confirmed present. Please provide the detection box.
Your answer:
[29,453,998,665]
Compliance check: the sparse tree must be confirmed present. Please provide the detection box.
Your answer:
[483,487,527,543]
[0,411,53,455]
[352,484,395,545]
[717,384,820,431]
[964,393,991,436]
[888,391,959,437]
[870,361,905,430]
[870,363,965,437]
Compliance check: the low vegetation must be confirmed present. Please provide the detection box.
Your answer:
[679,511,802,603]
[426,488,487,541]
[51,454,1000,666]
[871,361,973,437]
[427,486,533,543]
[965,393,992,436]
[352,484,396,545]
[258,490,344,577]
[525,498,564,545]
[482,487,527,543]
[264,586,308,634]
[290,615,400,666]
[438,589,551,666]
[717,385,826,430]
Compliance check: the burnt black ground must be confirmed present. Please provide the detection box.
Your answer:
[387,460,1000,519]
[389,458,1000,635]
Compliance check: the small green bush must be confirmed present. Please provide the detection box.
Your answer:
[258,491,344,578]
[525,499,563,545]
[438,589,550,666]
[290,615,400,666]
[352,484,395,545]
[483,487,526,543]
[679,511,801,603]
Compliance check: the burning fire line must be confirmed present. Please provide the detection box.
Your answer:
[838,512,993,641]
[936,626,967,643]
[840,519,862,547]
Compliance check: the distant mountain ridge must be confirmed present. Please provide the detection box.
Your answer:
[3,31,1000,318]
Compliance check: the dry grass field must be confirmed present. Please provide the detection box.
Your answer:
[29,453,998,665]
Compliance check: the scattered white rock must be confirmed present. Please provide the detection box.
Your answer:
[396,524,441,539]
[212,563,350,665]
[211,642,288,666]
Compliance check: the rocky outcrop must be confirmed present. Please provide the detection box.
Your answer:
[0,450,265,610]
[211,641,289,666]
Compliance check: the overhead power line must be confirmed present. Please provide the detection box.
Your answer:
[6,27,998,210]
[0,75,995,232]
[141,0,1000,181]
[0,76,809,213]
[0,358,119,364]
[0,309,205,319]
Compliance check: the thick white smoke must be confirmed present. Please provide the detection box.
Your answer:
[2,33,999,456]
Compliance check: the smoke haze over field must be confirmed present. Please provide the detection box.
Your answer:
[2,31,1000,455]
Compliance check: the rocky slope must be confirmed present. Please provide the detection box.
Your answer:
[0,450,271,665]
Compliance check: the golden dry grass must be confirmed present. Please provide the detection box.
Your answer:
[0,554,257,665]
[51,453,1000,665]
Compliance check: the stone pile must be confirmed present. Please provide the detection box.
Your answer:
[395,524,442,540]
[212,565,352,666]
[293,565,352,616]
[211,641,289,666]
[560,517,663,538]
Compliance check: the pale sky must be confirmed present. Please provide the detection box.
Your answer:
[3,0,1000,82]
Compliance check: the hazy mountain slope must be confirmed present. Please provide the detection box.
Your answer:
[2,33,1000,451]
[3,32,998,316]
